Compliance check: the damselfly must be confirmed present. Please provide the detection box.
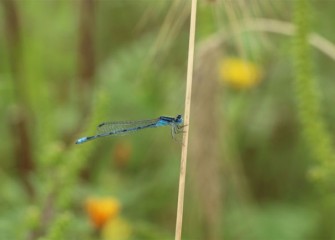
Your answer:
[76,114,184,144]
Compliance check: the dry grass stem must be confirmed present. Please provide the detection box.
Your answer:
[175,0,197,240]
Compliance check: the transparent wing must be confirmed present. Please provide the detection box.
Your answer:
[171,124,186,142]
[96,118,159,136]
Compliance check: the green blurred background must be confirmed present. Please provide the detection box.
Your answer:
[1,0,335,239]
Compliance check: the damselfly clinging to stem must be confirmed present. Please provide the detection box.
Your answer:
[75,115,184,144]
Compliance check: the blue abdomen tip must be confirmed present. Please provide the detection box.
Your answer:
[76,137,87,144]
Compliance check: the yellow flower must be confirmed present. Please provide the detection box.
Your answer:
[85,197,120,229]
[102,216,132,240]
[219,57,263,89]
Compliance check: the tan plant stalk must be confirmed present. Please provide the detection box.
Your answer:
[175,0,197,239]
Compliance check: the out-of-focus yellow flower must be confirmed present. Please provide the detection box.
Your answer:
[102,216,132,240]
[85,197,120,229]
[219,57,263,89]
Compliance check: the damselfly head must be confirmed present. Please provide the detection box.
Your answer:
[175,114,183,124]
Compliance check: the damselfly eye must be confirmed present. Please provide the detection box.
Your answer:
[175,114,183,124]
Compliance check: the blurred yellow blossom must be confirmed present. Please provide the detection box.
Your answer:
[219,57,263,89]
[102,217,132,240]
[85,197,120,229]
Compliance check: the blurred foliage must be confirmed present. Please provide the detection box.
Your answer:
[293,0,335,185]
[1,0,335,239]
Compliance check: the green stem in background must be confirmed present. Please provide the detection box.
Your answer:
[293,0,335,183]
[2,0,34,197]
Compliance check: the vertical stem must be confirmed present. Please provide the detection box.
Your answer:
[293,0,334,181]
[293,0,335,238]
[68,0,96,145]
[175,0,197,239]
[78,0,96,91]
[190,46,222,240]
[77,0,96,126]
[3,0,34,196]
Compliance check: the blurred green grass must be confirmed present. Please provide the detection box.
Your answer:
[1,0,335,239]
